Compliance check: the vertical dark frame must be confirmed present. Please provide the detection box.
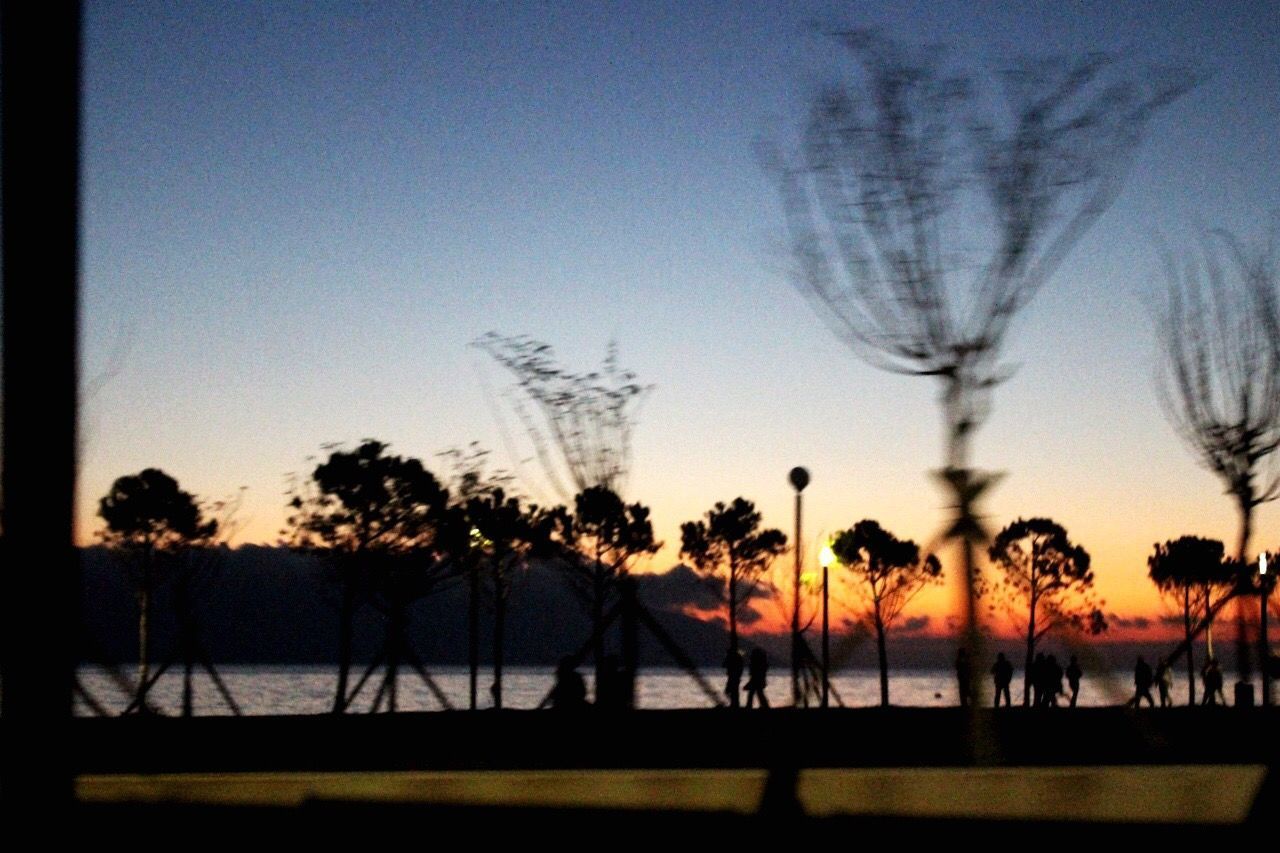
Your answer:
[1,2,81,809]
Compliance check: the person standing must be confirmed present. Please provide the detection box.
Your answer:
[744,648,769,709]
[1065,655,1083,707]
[1045,654,1065,707]
[1155,658,1173,707]
[1132,656,1156,707]
[724,646,745,709]
[1202,657,1227,706]
[1031,652,1047,707]
[992,652,1014,708]
[955,647,972,707]
[551,657,588,710]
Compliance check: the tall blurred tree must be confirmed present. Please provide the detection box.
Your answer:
[1153,225,1280,681]
[474,333,651,502]
[831,520,941,707]
[1155,228,1280,565]
[98,468,217,711]
[771,29,1193,664]
[987,518,1105,706]
[1147,536,1237,705]
[680,497,787,658]
[284,440,461,713]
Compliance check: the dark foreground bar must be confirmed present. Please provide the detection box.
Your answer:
[70,707,1280,774]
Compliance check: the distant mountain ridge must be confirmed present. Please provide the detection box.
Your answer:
[78,545,1191,670]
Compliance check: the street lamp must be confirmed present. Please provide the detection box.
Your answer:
[788,467,809,707]
[818,542,836,708]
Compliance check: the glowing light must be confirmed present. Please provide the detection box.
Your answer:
[818,544,837,568]
[1262,553,1269,576]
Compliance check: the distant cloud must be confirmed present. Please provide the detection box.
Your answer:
[1108,612,1153,630]
[899,615,931,634]
[636,564,721,614]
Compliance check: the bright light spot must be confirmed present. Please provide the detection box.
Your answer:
[818,544,836,568]
[1262,553,1269,576]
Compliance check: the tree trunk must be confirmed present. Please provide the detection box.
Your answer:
[469,559,479,710]
[874,599,889,707]
[593,550,605,694]
[728,564,738,654]
[1184,586,1196,706]
[136,552,151,711]
[1237,501,1253,564]
[493,555,505,710]
[1233,499,1254,682]
[1205,586,1215,660]
[177,568,194,717]
[1023,588,1037,707]
[386,598,401,713]
[333,580,355,714]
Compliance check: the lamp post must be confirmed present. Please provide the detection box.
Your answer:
[788,466,809,707]
[818,543,836,709]
[1263,553,1272,706]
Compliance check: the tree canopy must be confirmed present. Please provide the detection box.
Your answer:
[98,468,217,550]
[987,517,1105,639]
[680,497,787,649]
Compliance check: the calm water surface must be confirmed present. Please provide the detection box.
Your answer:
[75,665,1263,715]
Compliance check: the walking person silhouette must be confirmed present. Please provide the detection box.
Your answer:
[1131,655,1156,707]
[1065,655,1082,707]
[1045,654,1064,707]
[744,648,769,709]
[1155,657,1173,707]
[992,652,1013,708]
[724,646,744,709]
[1201,657,1227,705]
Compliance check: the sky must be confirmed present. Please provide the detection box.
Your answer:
[79,1,1280,639]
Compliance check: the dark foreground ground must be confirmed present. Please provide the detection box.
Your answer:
[72,706,1280,772]
[53,707,1280,840]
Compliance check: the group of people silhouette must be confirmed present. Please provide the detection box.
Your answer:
[551,647,774,709]
[550,645,1246,710]
[1131,654,1226,707]
[958,650,1082,707]
[722,646,771,708]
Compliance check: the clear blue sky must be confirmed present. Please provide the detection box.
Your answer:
[80,1,1280,624]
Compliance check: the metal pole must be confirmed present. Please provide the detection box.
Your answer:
[1263,584,1271,706]
[789,467,808,708]
[821,561,829,709]
[793,490,801,706]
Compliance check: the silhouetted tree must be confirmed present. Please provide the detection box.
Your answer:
[831,520,941,706]
[98,468,217,711]
[464,487,564,708]
[474,333,651,501]
[772,30,1192,656]
[1155,227,1280,565]
[439,442,520,710]
[284,440,461,712]
[565,485,659,688]
[1147,536,1238,705]
[1153,225,1280,680]
[680,498,788,658]
[987,518,1105,705]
